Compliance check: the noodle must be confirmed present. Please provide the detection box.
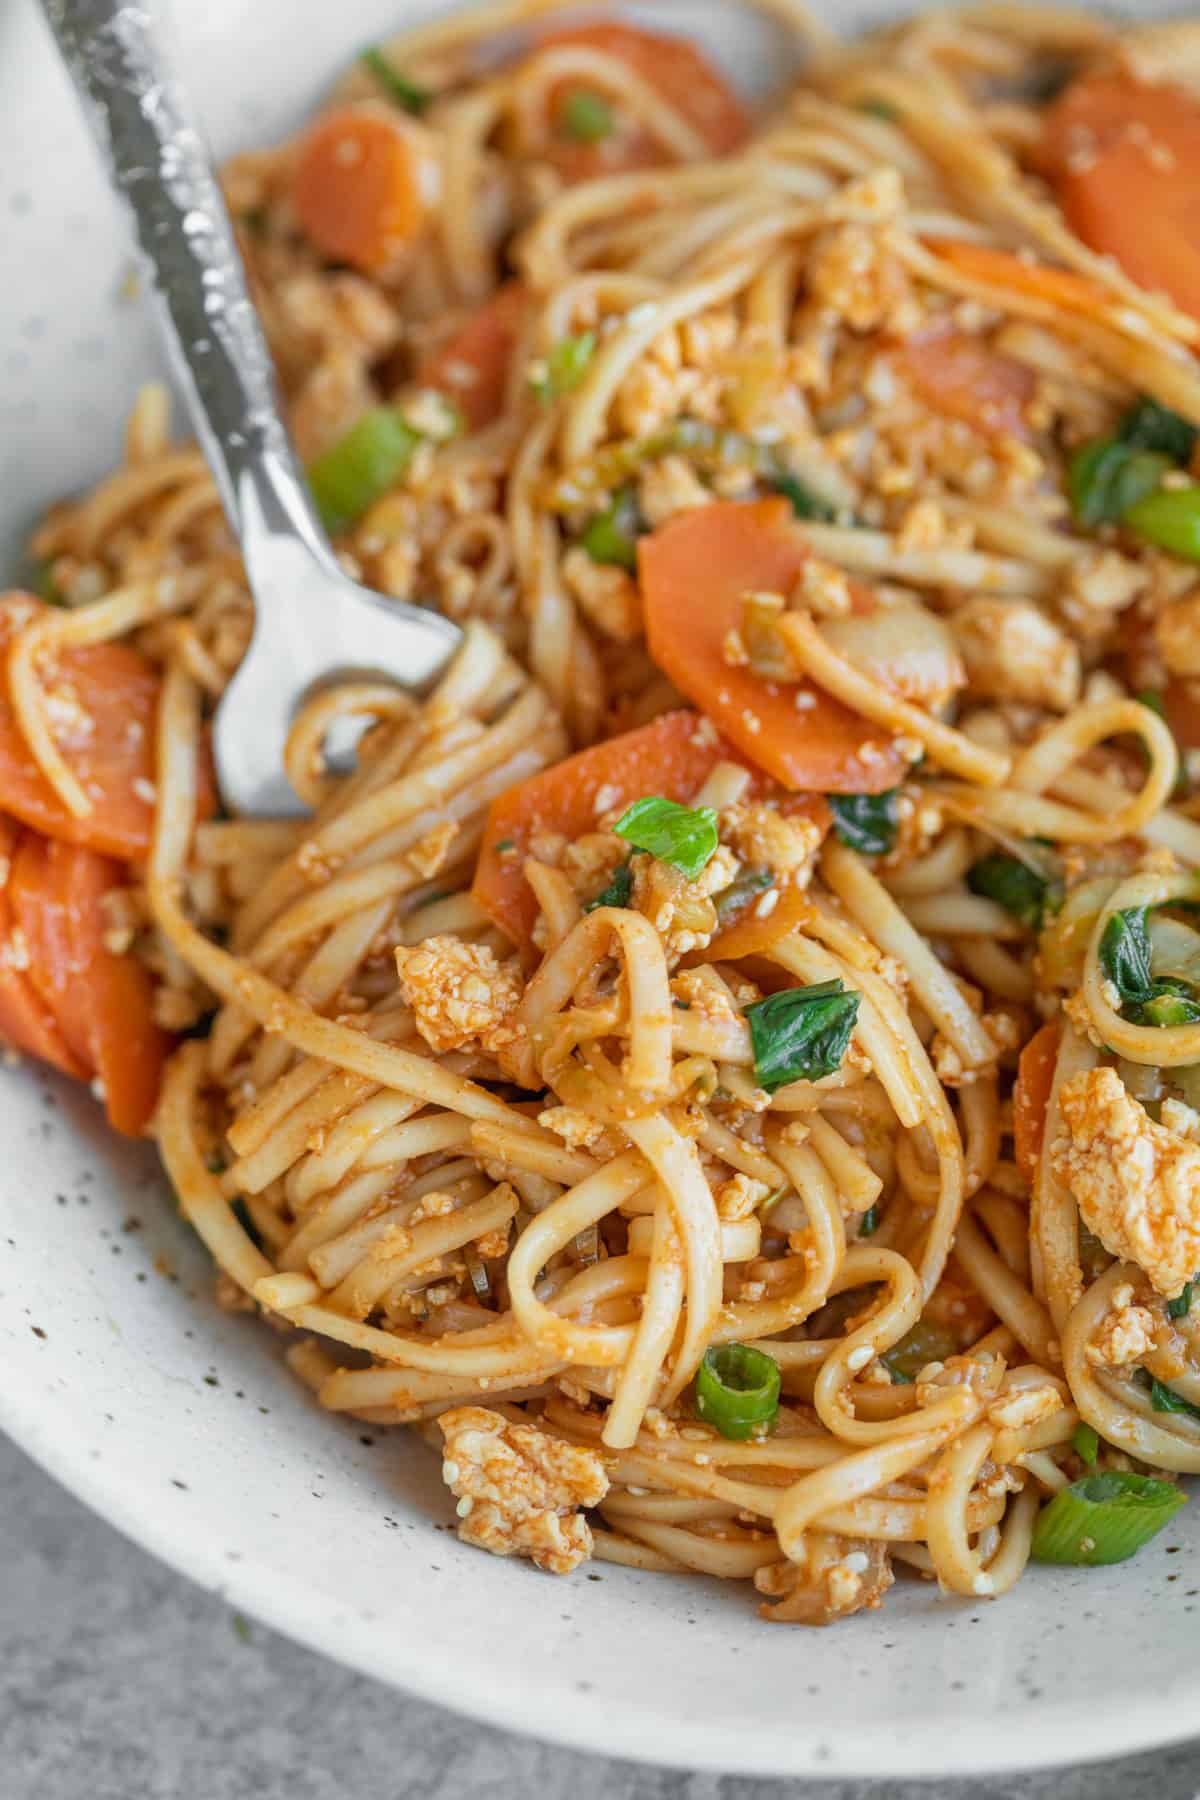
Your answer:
[14,0,1200,1628]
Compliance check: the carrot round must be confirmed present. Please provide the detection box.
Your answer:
[639,499,907,795]
[0,594,176,862]
[534,22,748,181]
[897,326,1035,442]
[472,709,751,950]
[293,102,437,277]
[0,819,88,1079]
[414,283,530,432]
[1012,1020,1061,1187]
[8,828,94,1071]
[1041,75,1200,323]
[56,840,169,1135]
[926,240,1108,317]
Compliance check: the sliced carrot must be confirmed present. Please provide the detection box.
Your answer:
[414,283,530,432]
[896,325,1036,443]
[1013,1019,1061,1187]
[926,239,1109,317]
[1164,678,1200,751]
[60,840,167,1135]
[533,22,748,181]
[0,593,169,861]
[700,878,815,965]
[639,499,907,796]
[8,829,93,1071]
[1041,75,1200,323]
[293,102,435,278]
[0,819,89,1079]
[473,709,754,950]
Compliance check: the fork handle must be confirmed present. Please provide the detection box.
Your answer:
[40,0,331,568]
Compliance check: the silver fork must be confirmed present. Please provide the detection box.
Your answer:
[40,0,464,817]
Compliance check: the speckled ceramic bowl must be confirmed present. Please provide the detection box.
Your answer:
[3,0,1198,1777]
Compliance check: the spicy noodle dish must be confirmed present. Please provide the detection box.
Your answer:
[14,0,1200,1625]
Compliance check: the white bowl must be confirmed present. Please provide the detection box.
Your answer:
[3,0,1199,1778]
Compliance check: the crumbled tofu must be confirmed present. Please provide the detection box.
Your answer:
[1155,590,1200,679]
[756,1533,893,1626]
[715,1172,769,1221]
[807,223,914,334]
[795,557,852,618]
[439,1406,609,1575]
[952,598,1080,713]
[1053,1067,1200,1298]
[407,820,458,880]
[931,1009,1021,1088]
[988,1384,1063,1430]
[1087,1293,1158,1369]
[720,802,823,883]
[561,546,642,643]
[637,455,712,528]
[1060,549,1147,634]
[395,935,523,1058]
[538,1105,612,1152]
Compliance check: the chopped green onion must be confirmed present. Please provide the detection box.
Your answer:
[614,797,718,880]
[1168,1280,1196,1321]
[829,790,900,857]
[1031,1471,1186,1565]
[881,1319,958,1383]
[1124,485,1200,562]
[584,858,634,912]
[1072,1422,1100,1467]
[581,486,642,571]
[857,97,899,121]
[772,471,836,522]
[33,560,64,606]
[714,865,774,925]
[967,853,1057,931]
[561,88,614,143]
[858,1202,880,1237]
[1136,986,1200,1028]
[493,838,515,853]
[231,1611,252,1643]
[1147,1374,1200,1422]
[1100,906,1155,1004]
[1067,439,1171,528]
[694,1343,781,1440]
[360,47,431,114]
[532,331,597,402]
[307,407,420,535]
[746,978,860,1094]
[1118,397,1199,464]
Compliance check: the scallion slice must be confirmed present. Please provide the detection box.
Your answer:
[694,1343,781,1440]
[1030,1471,1186,1566]
[1147,1374,1200,1423]
[746,979,860,1093]
[772,471,836,523]
[360,47,431,114]
[1125,485,1200,562]
[1071,1422,1099,1467]
[1168,1279,1196,1322]
[532,331,596,402]
[307,407,420,535]
[614,797,718,880]
[1068,440,1171,528]
[561,88,614,143]
[580,486,643,570]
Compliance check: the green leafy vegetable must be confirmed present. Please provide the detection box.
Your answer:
[1100,906,1155,1003]
[585,859,634,913]
[714,865,774,925]
[858,1202,880,1237]
[746,979,861,1094]
[581,486,643,571]
[532,332,597,402]
[493,838,515,853]
[967,853,1058,931]
[881,1319,958,1384]
[1125,485,1200,562]
[694,1343,781,1440]
[829,790,900,857]
[360,47,431,114]
[307,407,420,534]
[561,88,614,143]
[772,471,836,523]
[1072,1422,1100,1467]
[1031,1471,1186,1565]
[1068,440,1171,528]
[614,797,718,880]
[1147,1375,1200,1423]
[1168,1280,1196,1322]
[1119,397,1199,464]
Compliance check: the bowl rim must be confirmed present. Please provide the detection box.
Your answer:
[4,1366,1196,1780]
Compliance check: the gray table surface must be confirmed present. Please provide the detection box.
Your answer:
[4,1433,1200,1800]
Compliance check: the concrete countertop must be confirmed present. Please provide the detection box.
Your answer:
[4,1432,1200,1800]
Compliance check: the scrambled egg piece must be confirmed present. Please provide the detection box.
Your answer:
[756,1533,893,1626]
[1053,1067,1200,1299]
[394,936,522,1058]
[439,1407,609,1575]
[952,598,1080,713]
